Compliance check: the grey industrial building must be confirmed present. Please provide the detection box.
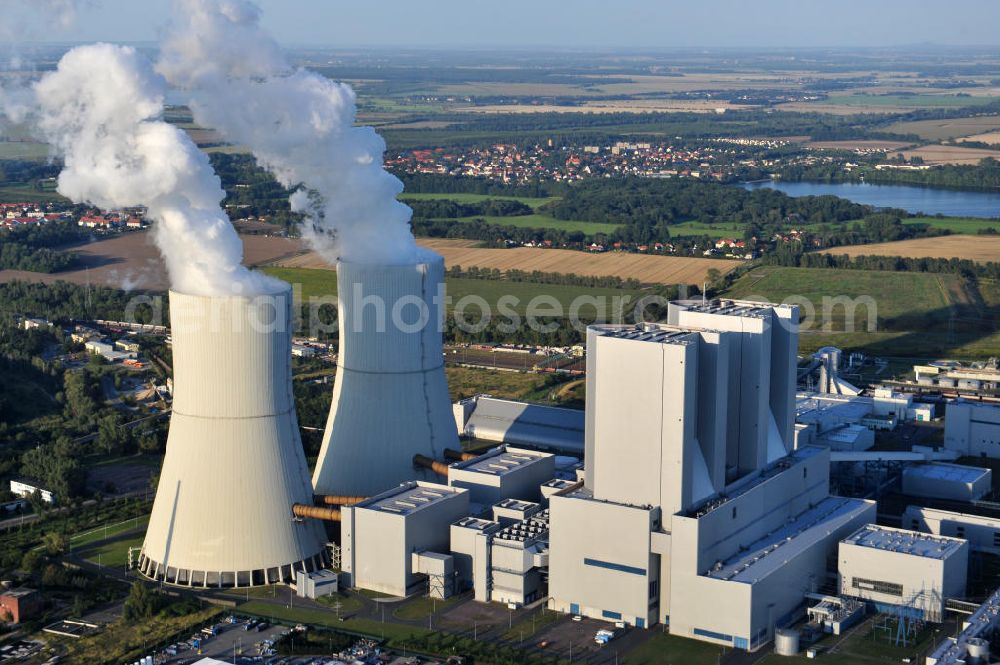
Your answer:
[945,400,1000,457]
[904,506,1000,555]
[838,524,968,622]
[454,395,585,453]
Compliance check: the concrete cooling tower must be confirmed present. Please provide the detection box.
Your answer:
[138,288,327,587]
[312,254,458,496]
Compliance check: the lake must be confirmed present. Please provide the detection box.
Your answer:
[742,180,1000,219]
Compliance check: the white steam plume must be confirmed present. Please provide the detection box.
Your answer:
[30,43,281,296]
[158,0,424,266]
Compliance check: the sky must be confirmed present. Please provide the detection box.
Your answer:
[15,0,1000,49]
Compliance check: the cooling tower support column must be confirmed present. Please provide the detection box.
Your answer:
[139,288,327,588]
[312,255,459,496]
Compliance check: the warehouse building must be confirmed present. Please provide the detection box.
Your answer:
[904,506,1000,555]
[945,401,1000,458]
[838,524,968,622]
[454,395,585,453]
[901,463,991,502]
[340,482,469,598]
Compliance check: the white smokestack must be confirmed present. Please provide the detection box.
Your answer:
[28,43,278,296]
[139,286,327,586]
[158,0,420,265]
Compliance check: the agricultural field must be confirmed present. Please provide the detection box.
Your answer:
[281,238,737,285]
[0,231,303,291]
[0,182,66,203]
[722,265,1000,358]
[822,93,999,109]
[400,192,558,209]
[820,234,1000,263]
[958,131,1000,146]
[901,143,1000,165]
[886,115,1000,141]
[904,216,1000,234]
[448,213,618,235]
[261,265,648,315]
[669,219,750,238]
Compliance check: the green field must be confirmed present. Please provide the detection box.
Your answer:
[262,266,647,315]
[0,183,68,203]
[824,94,1000,108]
[906,216,1000,233]
[448,213,619,235]
[69,515,149,549]
[78,534,144,569]
[400,192,558,210]
[723,266,1000,358]
[623,632,725,665]
[670,220,747,238]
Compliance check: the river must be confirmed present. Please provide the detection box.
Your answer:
[742,180,1000,219]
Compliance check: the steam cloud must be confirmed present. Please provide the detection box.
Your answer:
[159,0,425,266]
[26,43,281,296]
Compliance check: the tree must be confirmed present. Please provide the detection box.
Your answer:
[121,581,160,624]
[42,531,68,556]
[97,414,128,456]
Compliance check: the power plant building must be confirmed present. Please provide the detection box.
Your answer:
[547,301,876,651]
[904,506,1000,555]
[340,482,469,598]
[901,463,991,502]
[454,395,585,453]
[313,255,458,497]
[838,524,968,622]
[944,401,1000,458]
[139,289,326,587]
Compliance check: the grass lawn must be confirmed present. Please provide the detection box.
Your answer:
[394,595,463,621]
[400,192,558,210]
[670,219,748,238]
[69,514,149,549]
[722,266,1000,358]
[446,365,566,402]
[261,266,646,315]
[623,631,726,665]
[77,534,144,568]
[906,216,1000,232]
[240,599,347,627]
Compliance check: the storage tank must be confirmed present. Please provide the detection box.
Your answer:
[967,637,990,663]
[138,288,327,587]
[312,254,459,496]
[774,628,800,656]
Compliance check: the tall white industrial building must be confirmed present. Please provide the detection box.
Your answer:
[548,300,875,650]
[139,289,327,587]
[312,254,458,496]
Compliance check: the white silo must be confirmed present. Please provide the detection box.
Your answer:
[139,287,327,587]
[312,253,458,496]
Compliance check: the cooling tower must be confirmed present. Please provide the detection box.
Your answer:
[138,288,327,587]
[312,254,458,496]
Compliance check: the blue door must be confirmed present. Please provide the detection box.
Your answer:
[570,603,580,615]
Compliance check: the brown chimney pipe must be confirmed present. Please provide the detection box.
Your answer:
[314,494,368,506]
[443,448,477,462]
[413,454,451,478]
[292,503,341,522]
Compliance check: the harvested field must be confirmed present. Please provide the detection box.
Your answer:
[455,100,739,114]
[901,144,1000,165]
[0,231,302,290]
[958,131,1000,146]
[819,235,1000,263]
[806,139,913,151]
[886,116,1000,141]
[282,238,739,285]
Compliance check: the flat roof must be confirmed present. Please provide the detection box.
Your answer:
[361,482,463,516]
[903,462,990,484]
[453,516,499,531]
[689,446,824,518]
[842,524,966,560]
[706,497,871,583]
[591,324,696,345]
[796,393,873,423]
[494,509,550,545]
[495,498,538,511]
[453,447,551,477]
[674,298,789,318]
